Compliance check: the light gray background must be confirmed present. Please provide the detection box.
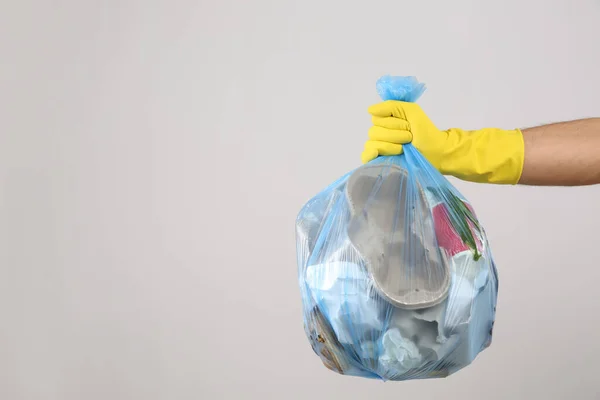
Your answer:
[1,1,599,399]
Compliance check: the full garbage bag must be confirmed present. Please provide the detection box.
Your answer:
[295,76,498,381]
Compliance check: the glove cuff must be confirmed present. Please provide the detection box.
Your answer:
[441,128,525,185]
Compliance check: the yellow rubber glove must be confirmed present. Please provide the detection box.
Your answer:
[362,101,525,184]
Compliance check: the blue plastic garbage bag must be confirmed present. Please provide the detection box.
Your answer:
[295,76,499,381]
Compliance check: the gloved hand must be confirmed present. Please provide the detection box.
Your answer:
[362,101,525,184]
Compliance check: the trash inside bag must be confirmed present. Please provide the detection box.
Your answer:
[296,76,498,381]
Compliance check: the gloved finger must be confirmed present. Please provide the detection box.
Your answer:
[363,140,404,158]
[361,147,379,164]
[361,142,403,164]
[372,116,410,131]
[368,126,412,144]
[367,100,409,119]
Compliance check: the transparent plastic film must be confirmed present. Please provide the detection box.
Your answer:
[296,76,498,381]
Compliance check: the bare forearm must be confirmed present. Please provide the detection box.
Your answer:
[519,118,600,186]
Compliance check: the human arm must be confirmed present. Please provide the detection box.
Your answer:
[362,101,600,186]
[520,118,600,186]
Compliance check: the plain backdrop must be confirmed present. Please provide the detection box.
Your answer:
[1,1,600,399]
